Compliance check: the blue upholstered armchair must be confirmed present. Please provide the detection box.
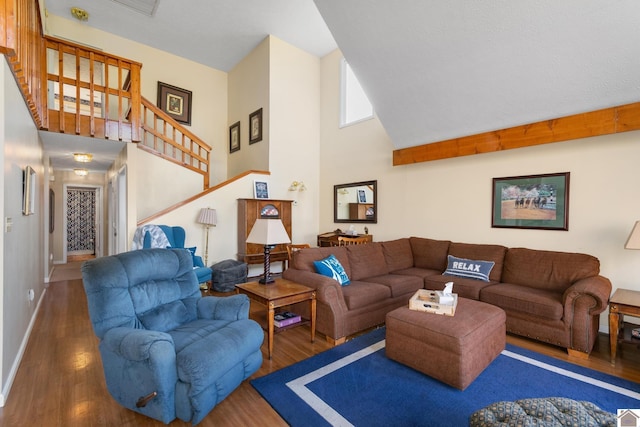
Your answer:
[142,225,212,285]
[81,248,264,424]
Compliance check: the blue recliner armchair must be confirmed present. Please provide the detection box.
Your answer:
[81,248,264,424]
[142,225,212,285]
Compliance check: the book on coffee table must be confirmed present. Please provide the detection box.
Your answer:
[409,289,458,316]
[274,311,301,328]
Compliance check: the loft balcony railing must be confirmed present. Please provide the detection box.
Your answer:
[43,36,210,188]
[0,0,210,189]
[43,36,142,142]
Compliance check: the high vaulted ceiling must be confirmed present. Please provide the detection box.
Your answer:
[42,0,640,158]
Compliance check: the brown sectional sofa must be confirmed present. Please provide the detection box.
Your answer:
[281,237,612,357]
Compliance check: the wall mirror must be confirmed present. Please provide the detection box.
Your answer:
[334,180,377,223]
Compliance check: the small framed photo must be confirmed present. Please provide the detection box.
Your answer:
[229,121,241,153]
[249,108,263,144]
[491,172,570,230]
[157,82,192,125]
[358,189,366,203]
[254,180,269,199]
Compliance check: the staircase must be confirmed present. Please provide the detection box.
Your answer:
[2,0,211,189]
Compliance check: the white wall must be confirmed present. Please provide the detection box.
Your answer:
[319,49,640,333]
[1,59,46,405]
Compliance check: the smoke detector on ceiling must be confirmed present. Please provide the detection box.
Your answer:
[109,0,159,17]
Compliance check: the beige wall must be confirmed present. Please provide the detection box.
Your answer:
[319,49,640,332]
[151,37,322,277]
[227,37,270,177]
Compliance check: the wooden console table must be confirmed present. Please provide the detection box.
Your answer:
[609,288,640,364]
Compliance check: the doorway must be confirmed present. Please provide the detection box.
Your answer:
[64,185,103,262]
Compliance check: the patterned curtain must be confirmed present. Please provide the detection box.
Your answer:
[67,188,96,253]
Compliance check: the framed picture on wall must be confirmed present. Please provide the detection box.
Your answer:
[491,172,570,230]
[249,108,263,144]
[157,82,192,125]
[229,121,241,153]
[22,165,36,215]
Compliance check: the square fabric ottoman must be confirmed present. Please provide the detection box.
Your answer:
[385,298,506,390]
[210,259,247,292]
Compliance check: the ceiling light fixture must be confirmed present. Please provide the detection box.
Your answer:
[74,168,89,176]
[70,7,89,21]
[73,153,93,163]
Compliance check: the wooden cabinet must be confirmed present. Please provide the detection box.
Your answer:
[317,231,373,247]
[349,203,374,220]
[237,199,292,266]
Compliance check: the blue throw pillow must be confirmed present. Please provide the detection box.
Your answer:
[314,255,350,285]
[186,246,198,267]
[443,255,495,282]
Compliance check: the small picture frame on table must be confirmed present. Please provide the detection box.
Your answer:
[229,121,241,153]
[254,180,269,199]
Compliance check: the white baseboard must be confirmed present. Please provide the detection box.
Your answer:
[0,288,47,407]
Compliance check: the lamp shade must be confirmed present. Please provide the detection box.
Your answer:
[197,208,217,226]
[246,219,291,245]
[625,221,640,249]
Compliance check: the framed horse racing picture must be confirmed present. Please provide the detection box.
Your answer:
[491,172,570,230]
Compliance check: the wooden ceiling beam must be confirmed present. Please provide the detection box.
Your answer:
[393,101,640,166]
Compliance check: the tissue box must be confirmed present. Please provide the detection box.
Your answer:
[409,289,458,316]
[436,291,455,305]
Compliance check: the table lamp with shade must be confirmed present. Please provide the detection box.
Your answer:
[246,218,291,284]
[625,221,640,249]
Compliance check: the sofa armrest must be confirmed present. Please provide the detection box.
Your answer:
[102,327,175,361]
[197,294,250,320]
[282,269,347,311]
[563,275,612,316]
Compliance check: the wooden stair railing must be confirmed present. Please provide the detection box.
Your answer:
[43,36,142,143]
[4,2,211,189]
[140,97,211,189]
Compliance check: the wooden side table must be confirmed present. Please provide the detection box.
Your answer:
[236,278,316,359]
[609,288,640,364]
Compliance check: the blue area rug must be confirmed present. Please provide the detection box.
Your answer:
[251,328,640,426]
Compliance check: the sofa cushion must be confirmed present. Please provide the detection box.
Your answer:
[410,237,450,271]
[382,238,414,271]
[341,281,392,310]
[394,267,443,280]
[347,243,388,281]
[443,255,495,282]
[501,248,600,292]
[449,242,507,282]
[480,283,564,320]
[365,274,424,297]
[314,255,350,285]
[424,274,497,300]
[292,247,351,277]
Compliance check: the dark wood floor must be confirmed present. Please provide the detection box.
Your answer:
[0,277,639,426]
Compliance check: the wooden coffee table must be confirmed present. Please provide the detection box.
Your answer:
[609,288,640,364]
[236,278,316,359]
